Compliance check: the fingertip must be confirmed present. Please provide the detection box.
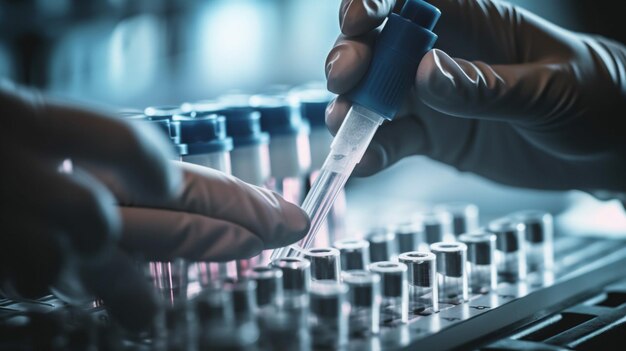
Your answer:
[339,0,394,36]
[353,142,387,177]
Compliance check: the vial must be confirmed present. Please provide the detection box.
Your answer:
[430,242,469,305]
[368,261,409,324]
[434,202,479,236]
[394,221,421,254]
[271,257,311,305]
[416,211,453,249]
[334,239,370,270]
[247,266,283,308]
[268,257,312,351]
[148,259,188,305]
[226,279,260,347]
[398,251,439,315]
[458,231,498,294]
[309,280,350,349]
[304,247,341,281]
[509,210,554,273]
[367,228,397,263]
[194,282,237,350]
[342,270,381,336]
[488,218,527,282]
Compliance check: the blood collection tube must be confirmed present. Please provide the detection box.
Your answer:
[430,242,468,304]
[342,270,381,335]
[488,218,527,282]
[291,83,347,245]
[434,202,479,236]
[250,92,312,205]
[175,111,237,284]
[509,210,554,272]
[368,261,408,324]
[458,232,497,294]
[367,228,397,263]
[304,247,341,281]
[394,221,421,254]
[398,251,438,315]
[247,266,283,308]
[333,239,370,270]
[309,281,350,349]
[416,211,453,249]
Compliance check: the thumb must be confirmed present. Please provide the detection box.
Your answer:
[416,49,575,124]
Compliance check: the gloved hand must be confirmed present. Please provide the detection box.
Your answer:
[326,0,626,194]
[106,161,310,262]
[0,82,310,331]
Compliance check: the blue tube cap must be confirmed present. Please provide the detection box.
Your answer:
[219,106,270,148]
[348,0,440,120]
[250,93,308,136]
[174,112,234,154]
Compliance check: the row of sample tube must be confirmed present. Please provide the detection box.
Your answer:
[136,206,554,350]
[117,83,348,304]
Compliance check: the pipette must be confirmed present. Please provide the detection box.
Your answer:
[271,0,441,260]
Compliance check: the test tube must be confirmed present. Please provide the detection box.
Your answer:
[416,211,453,249]
[488,218,527,282]
[219,103,272,268]
[368,261,408,324]
[367,229,397,263]
[434,202,479,236]
[333,239,370,270]
[342,270,381,336]
[304,247,341,281]
[509,210,554,272]
[175,111,238,284]
[291,83,346,245]
[247,266,283,308]
[250,92,311,205]
[394,221,421,254]
[398,252,438,315]
[430,242,468,305]
[309,280,350,349]
[458,232,497,294]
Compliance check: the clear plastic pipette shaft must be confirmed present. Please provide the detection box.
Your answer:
[271,104,384,259]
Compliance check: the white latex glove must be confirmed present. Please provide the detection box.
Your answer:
[326,0,626,194]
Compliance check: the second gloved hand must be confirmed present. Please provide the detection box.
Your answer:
[106,161,310,262]
[326,0,626,193]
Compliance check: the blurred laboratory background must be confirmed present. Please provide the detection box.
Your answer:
[1,0,625,235]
